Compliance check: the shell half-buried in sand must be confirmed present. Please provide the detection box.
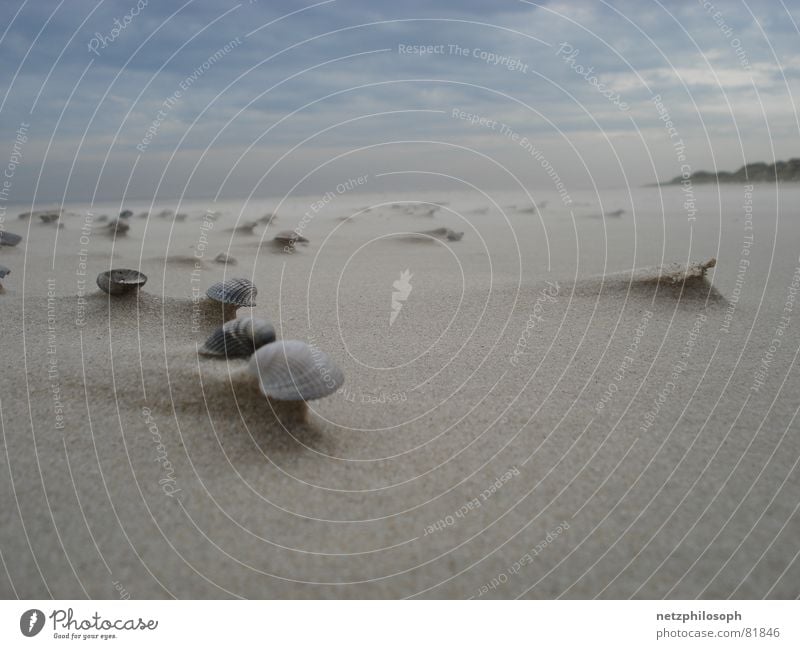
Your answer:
[206,277,257,307]
[96,269,148,295]
[248,340,344,401]
[199,317,276,358]
[105,219,130,236]
[272,230,309,251]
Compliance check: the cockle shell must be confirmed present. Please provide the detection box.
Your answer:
[119,209,133,219]
[105,219,129,236]
[38,211,61,223]
[0,264,10,278]
[199,317,276,357]
[273,230,309,245]
[206,277,257,306]
[96,269,147,295]
[214,252,237,265]
[0,231,22,246]
[248,340,344,401]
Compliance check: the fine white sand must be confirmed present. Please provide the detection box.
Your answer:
[1,185,798,598]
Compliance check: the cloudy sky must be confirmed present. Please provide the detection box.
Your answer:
[1,0,798,204]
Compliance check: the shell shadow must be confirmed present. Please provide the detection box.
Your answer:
[171,366,331,459]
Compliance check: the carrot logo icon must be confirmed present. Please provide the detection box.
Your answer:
[20,609,45,637]
[390,269,413,326]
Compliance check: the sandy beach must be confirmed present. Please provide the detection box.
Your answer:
[0,183,798,599]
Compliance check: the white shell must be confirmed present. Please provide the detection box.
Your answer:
[248,340,344,401]
[199,317,275,357]
[206,278,257,306]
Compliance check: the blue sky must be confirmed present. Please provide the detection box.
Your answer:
[1,0,799,203]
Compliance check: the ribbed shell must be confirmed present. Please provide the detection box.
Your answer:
[248,340,344,401]
[206,278,257,306]
[199,317,276,357]
[0,231,22,246]
[96,269,147,295]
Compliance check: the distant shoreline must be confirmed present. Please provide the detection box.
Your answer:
[658,158,800,185]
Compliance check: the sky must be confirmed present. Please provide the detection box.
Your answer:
[0,0,799,204]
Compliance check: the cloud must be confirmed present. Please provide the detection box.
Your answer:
[0,0,798,202]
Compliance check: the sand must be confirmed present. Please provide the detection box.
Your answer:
[1,184,799,599]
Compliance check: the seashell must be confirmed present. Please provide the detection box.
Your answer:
[157,209,173,218]
[175,213,188,222]
[0,231,22,246]
[0,264,10,278]
[248,340,344,401]
[199,317,276,357]
[105,219,129,236]
[273,230,308,245]
[446,229,464,241]
[119,209,133,219]
[214,252,237,265]
[39,211,61,223]
[206,277,257,306]
[96,268,147,295]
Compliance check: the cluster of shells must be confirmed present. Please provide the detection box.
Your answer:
[95,270,344,404]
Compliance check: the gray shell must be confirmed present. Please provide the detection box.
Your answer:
[273,230,308,245]
[106,219,130,235]
[214,252,237,265]
[38,211,61,223]
[0,264,10,279]
[248,340,344,401]
[446,229,464,241]
[206,277,257,306]
[0,231,22,246]
[119,209,133,218]
[97,269,147,295]
[199,317,276,357]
